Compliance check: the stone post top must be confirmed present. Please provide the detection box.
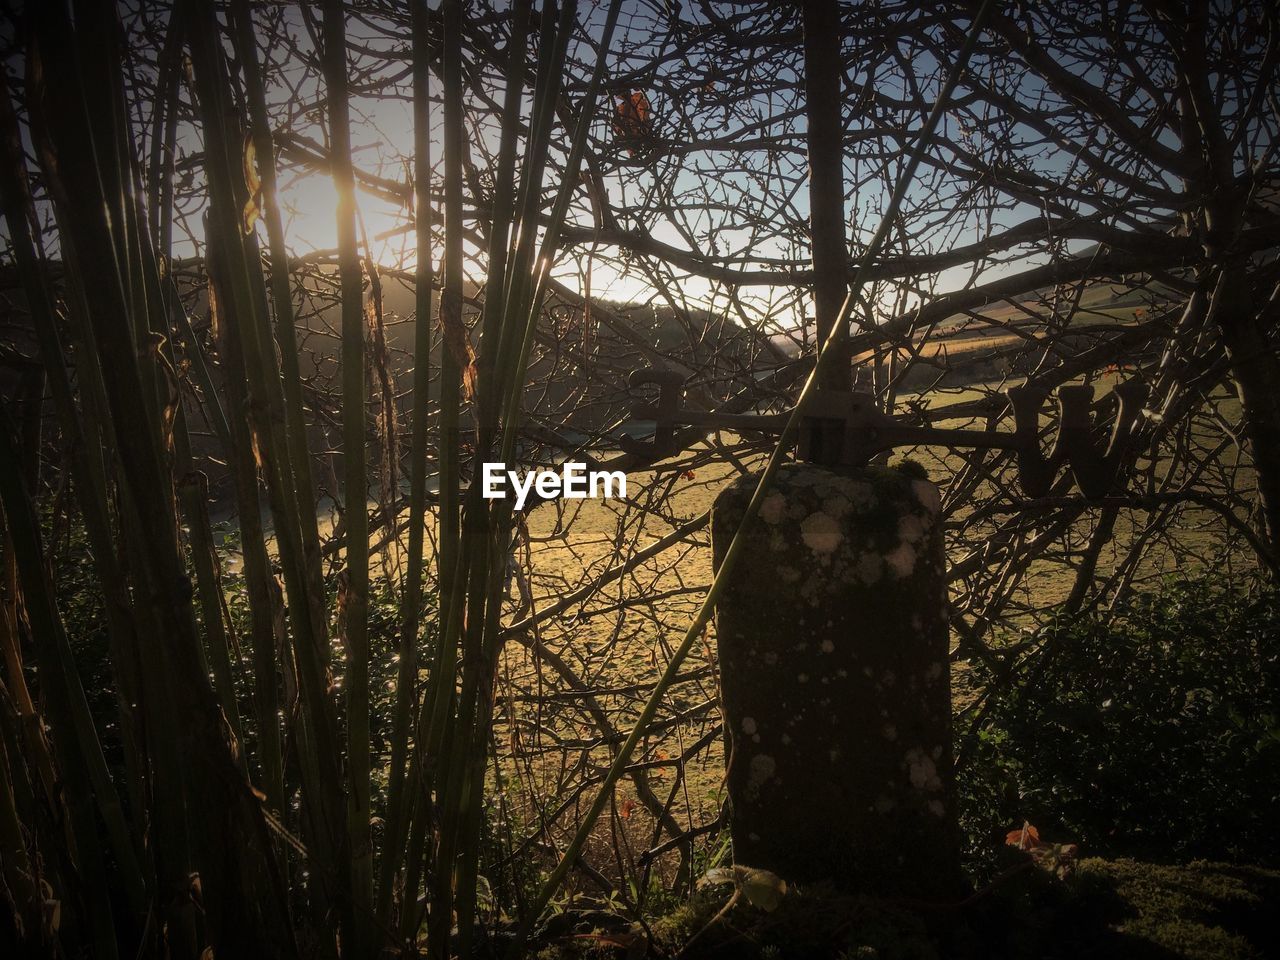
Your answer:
[712,459,946,614]
[721,463,942,499]
[720,460,940,509]
[715,462,942,565]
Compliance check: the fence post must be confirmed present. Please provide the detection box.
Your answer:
[712,461,963,897]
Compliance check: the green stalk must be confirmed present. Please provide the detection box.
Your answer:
[137,17,246,754]
[183,2,348,936]
[446,0,538,916]
[424,1,470,953]
[227,0,325,594]
[447,6,624,955]
[148,23,233,452]
[445,22,539,852]
[507,3,996,951]
[477,0,533,368]
[207,263,287,811]
[144,2,251,792]
[376,0,444,925]
[395,1,449,941]
[492,1,574,389]
[497,0,622,464]
[318,1,376,951]
[169,351,246,764]
[224,0,315,815]
[30,3,298,951]
[400,539,473,943]
[169,293,232,447]
[423,5,624,953]
[131,106,257,925]
[177,470,245,741]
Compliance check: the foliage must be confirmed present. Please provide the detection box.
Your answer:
[960,577,1280,868]
[3,0,1280,955]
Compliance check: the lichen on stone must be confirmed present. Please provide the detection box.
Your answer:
[759,491,786,525]
[898,513,926,544]
[911,477,942,514]
[904,747,942,792]
[885,541,917,578]
[748,753,776,787]
[800,511,843,554]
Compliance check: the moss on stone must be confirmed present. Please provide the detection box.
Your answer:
[892,457,930,482]
[650,883,938,960]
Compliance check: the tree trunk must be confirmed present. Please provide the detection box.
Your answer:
[1215,262,1280,571]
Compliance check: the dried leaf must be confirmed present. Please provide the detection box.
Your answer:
[207,273,220,341]
[1005,822,1042,851]
[698,865,787,912]
[438,294,477,401]
[241,131,262,233]
[566,930,646,959]
[736,866,787,912]
[612,90,653,156]
[461,359,478,402]
[147,332,180,453]
[698,867,735,888]
[41,879,59,934]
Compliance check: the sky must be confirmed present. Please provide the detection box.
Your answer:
[204,0,1179,332]
[1,1,1208,336]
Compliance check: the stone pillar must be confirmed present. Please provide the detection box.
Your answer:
[712,462,962,898]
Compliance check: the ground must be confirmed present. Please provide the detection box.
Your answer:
[530,858,1280,960]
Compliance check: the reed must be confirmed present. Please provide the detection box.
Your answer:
[1,1,646,956]
[185,0,349,942]
[319,0,377,949]
[376,0,441,929]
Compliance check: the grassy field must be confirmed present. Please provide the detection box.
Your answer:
[494,376,1253,877]
[205,367,1253,890]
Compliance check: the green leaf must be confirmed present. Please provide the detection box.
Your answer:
[736,866,788,912]
[700,865,789,912]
